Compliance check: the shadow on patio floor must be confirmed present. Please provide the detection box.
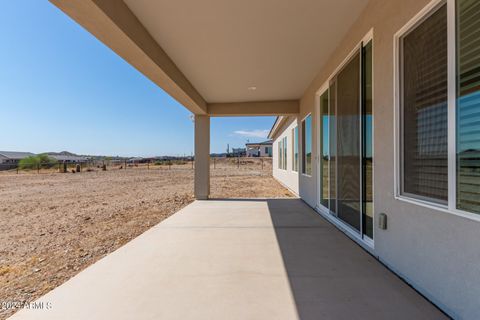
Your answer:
[265,198,447,320]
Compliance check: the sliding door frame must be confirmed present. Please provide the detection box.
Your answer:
[315,29,374,248]
[316,82,330,212]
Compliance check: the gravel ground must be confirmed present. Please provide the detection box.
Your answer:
[0,159,293,319]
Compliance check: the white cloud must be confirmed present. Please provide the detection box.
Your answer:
[233,129,269,138]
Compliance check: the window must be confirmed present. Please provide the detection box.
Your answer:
[396,0,480,216]
[278,137,287,170]
[278,140,282,169]
[302,115,312,175]
[400,3,448,204]
[456,0,480,213]
[293,127,298,171]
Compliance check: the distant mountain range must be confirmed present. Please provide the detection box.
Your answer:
[43,150,230,159]
[45,151,78,156]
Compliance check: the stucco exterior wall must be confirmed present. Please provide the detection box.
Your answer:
[272,117,299,196]
[273,0,480,318]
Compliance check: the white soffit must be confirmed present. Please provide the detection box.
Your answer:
[124,0,369,103]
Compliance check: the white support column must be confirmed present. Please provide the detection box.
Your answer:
[194,115,210,200]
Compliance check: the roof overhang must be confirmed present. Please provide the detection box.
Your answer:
[268,116,289,139]
[50,0,369,117]
[50,0,208,115]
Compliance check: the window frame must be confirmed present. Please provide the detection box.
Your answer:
[292,126,299,172]
[278,140,282,169]
[393,0,480,222]
[301,113,313,176]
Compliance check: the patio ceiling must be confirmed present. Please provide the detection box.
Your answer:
[50,0,369,115]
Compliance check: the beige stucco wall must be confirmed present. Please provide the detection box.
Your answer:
[272,0,480,318]
[194,115,210,200]
[272,117,300,196]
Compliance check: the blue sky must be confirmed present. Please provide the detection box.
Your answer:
[0,1,274,157]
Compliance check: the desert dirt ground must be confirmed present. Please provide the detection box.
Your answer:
[0,158,293,319]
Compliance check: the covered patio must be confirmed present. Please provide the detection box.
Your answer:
[6,0,474,318]
[11,199,445,320]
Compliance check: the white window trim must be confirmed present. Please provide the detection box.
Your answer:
[301,113,313,177]
[277,140,283,170]
[393,0,480,223]
[292,126,299,172]
[315,84,329,210]
[277,135,288,171]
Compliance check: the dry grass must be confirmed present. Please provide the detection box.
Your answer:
[0,158,293,319]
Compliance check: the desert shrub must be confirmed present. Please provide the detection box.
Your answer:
[18,154,56,170]
[18,156,40,170]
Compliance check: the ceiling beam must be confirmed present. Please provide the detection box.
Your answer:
[208,100,299,117]
[49,0,207,115]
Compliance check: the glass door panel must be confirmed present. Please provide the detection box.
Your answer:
[336,51,361,231]
[362,41,373,239]
[320,90,330,208]
[329,81,337,215]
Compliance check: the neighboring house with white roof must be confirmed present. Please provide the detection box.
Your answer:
[245,140,272,157]
[46,151,89,163]
[47,154,88,163]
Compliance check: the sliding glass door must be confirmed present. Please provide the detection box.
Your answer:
[318,39,373,240]
[334,51,362,231]
[319,90,330,208]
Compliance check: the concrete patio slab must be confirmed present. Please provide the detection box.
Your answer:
[10,199,447,320]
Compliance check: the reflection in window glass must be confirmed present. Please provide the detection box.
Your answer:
[293,127,298,172]
[278,140,282,169]
[320,91,330,208]
[456,0,480,214]
[283,136,288,170]
[329,82,337,214]
[401,4,448,203]
[302,115,312,175]
[363,41,373,238]
[336,51,361,231]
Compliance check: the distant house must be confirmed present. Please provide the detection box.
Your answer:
[0,151,36,164]
[231,148,246,157]
[47,152,88,163]
[0,151,36,170]
[246,140,272,157]
[127,157,144,164]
